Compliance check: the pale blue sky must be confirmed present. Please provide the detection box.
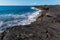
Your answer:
[0,0,60,5]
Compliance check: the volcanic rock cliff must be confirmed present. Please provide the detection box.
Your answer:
[0,5,60,40]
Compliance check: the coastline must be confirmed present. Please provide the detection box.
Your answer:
[0,5,60,40]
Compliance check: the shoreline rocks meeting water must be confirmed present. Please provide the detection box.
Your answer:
[0,5,60,40]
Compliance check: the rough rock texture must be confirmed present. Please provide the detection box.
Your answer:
[0,5,60,40]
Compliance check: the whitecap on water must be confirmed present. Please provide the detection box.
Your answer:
[0,7,41,32]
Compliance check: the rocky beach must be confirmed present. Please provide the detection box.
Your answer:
[0,5,60,40]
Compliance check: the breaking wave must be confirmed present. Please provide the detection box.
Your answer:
[0,7,41,32]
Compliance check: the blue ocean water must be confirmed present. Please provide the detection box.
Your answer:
[0,6,36,14]
[0,6,41,32]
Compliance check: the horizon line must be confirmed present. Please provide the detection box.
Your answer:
[0,4,60,6]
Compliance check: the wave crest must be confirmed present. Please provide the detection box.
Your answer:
[0,10,41,31]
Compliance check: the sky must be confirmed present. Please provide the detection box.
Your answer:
[0,0,60,5]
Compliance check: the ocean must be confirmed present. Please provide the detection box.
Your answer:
[0,6,41,32]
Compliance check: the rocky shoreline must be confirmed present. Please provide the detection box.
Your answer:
[0,5,60,40]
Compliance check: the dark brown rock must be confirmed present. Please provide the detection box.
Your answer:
[1,5,60,40]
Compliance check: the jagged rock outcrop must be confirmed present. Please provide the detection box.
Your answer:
[0,5,60,40]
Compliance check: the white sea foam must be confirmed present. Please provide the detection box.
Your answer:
[0,7,41,32]
[31,7,41,10]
